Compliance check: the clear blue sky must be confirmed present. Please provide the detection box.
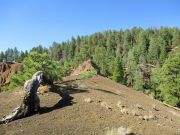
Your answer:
[0,0,180,51]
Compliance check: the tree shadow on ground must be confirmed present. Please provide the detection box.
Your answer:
[92,88,123,97]
[40,75,121,114]
[0,82,88,124]
[39,84,88,114]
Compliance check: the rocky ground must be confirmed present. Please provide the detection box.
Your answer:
[0,75,180,135]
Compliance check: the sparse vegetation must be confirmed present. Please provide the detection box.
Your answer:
[80,69,97,79]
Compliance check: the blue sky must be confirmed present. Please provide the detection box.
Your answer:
[0,0,180,51]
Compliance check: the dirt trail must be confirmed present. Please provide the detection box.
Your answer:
[0,75,180,135]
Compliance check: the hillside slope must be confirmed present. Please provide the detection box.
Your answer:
[0,75,179,135]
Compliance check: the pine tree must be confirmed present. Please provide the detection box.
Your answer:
[172,28,180,47]
[13,47,19,62]
[0,52,5,61]
[147,36,160,65]
[115,31,124,57]
[125,49,137,86]
[49,42,63,61]
[93,46,108,76]
[137,31,149,62]
[112,57,124,83]
[151,53,180,107]
[19,51,26,62]
[68,37,76,59]
[123,30,132,55]
[133,68,144,91]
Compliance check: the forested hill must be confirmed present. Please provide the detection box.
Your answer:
[48,27,180,107]
[0,27,180,107]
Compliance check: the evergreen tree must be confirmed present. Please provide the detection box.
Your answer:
[137,31,149,62]
[19,51,26,62]
[123,29,132,55]
[151,53,180,107]
[125,49,137,86]
[112,57,124,84]
[115,31,124,57]
[30,45,48,54]
[0,52,5,61]
[133,68,144,91]
[93,46,108,76]
[5,48,14,61]
[68,37,76,59]
[147,36,160,65]
[172,28,180,47]
[13,47,19,62]
[49,42,63,61]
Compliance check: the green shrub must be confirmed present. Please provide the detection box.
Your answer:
[1,52,63,92]
[80,69,97,79]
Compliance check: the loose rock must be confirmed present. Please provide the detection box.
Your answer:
[136,104,144,110]
[120,108,129,114]
[152,104,160,111]
[100,102,112,110]
[143,115,149,121]
[131,109,140,116]
[84,97,92,103]
[117,101,125,109]
[117,126,134,135]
